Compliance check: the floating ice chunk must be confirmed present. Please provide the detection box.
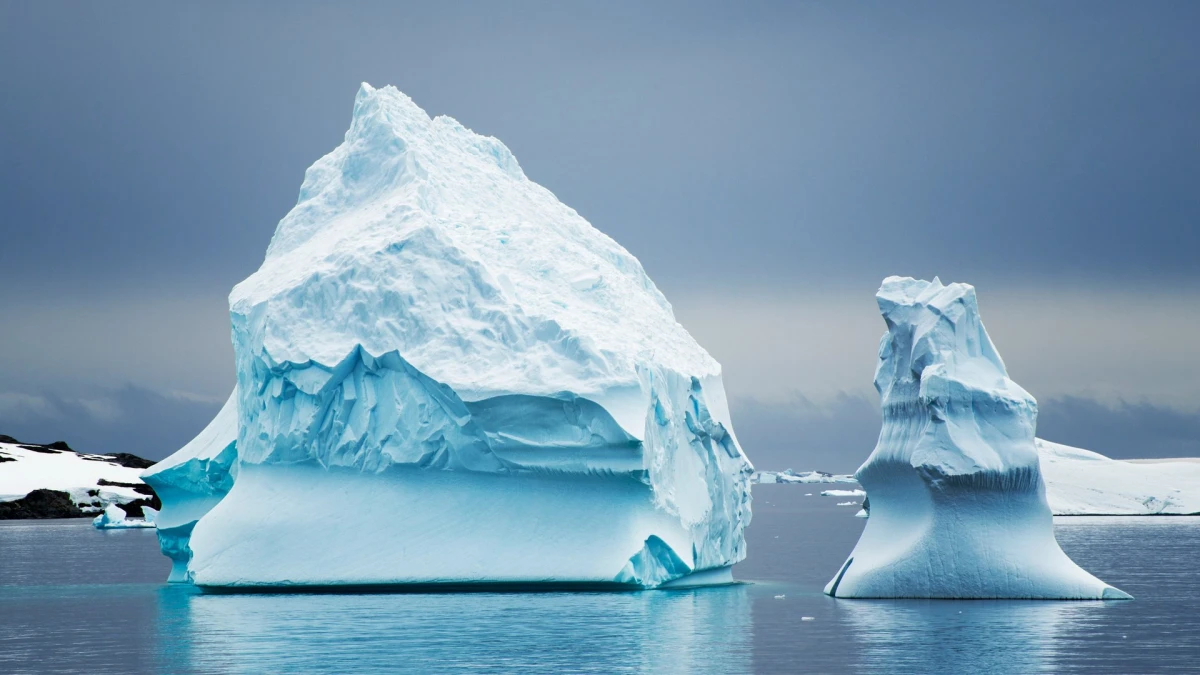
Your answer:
[825,277,1128,600]
[92,502,155,529]
[821,489,865,498]
[92,503,126,528]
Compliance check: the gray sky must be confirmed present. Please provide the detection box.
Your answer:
[1,1,1198,468]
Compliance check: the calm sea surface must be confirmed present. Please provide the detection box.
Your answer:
[1,486,1197,674]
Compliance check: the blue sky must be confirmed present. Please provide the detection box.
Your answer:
[1,1,1198,469]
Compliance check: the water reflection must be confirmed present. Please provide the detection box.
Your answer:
[836,597,1103,674]
[156,585,751,674]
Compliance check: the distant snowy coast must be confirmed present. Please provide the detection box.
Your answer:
[755,441,1200,516]
[0,436,159,519]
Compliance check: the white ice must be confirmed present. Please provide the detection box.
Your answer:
[153,84,753,589]
[825,277,1128,600]
[141,389,238,581]
[752,470,857,485]
[821,489,866,498]
[92,502,154,529]
[1037,439,1200,515]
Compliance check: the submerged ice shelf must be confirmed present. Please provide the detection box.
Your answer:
[146,84,752,589]
[826,277,1128,600]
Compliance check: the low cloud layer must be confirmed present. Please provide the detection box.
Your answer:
[0,386,221,460]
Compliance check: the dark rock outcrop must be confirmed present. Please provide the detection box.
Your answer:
[0,490,86,519]
[101,453,156,469]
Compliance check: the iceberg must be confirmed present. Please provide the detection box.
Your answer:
[150,84,753,589]
[826,277,1128,599]
[1037,439,1200,515]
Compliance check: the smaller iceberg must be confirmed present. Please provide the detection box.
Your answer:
[826,277,1128,600]
[92,502,155,529]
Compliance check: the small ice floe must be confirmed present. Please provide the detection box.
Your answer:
[804,493,813,497]
[854,509,869,518]
[774,594,785,599]
[92,503,156,529]
[836,501,859,506]
[801,617,815,621]
[821,489,866,498]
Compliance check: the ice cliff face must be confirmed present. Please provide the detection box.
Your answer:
[826,277,1127,599]
[141,389,237,582]
[156,84,752,588]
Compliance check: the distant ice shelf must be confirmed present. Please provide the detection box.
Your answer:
[759,442,1200,518]
[1038,440,1200,516]
[751,470,857,485]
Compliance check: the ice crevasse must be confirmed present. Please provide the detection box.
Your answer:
[825,277,1129,600]
[144,83,753,589]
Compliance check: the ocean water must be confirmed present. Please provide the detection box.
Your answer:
[1,487,1197,674]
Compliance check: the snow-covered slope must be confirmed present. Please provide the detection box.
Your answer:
[141,389,238,581]
[1038,439,1200,515]
[0,440,148,513]
[826,277,1127,599]
[160,84,753,588]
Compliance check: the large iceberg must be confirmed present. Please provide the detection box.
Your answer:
[148,84,752,589]
[826,277,1128,599]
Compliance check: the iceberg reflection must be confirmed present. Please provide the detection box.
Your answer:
[836,597,1103,674]
[156,585,750,673]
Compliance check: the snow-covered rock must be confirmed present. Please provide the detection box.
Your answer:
[0,439,152,515]
[141,389,237,582]
[92,502,155,529]
[158,84,753,589]
[1038,439,1200,515]
[826,277,1127,599]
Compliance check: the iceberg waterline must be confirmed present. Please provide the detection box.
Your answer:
[825,277,1128,600]
[146,83,752,588]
